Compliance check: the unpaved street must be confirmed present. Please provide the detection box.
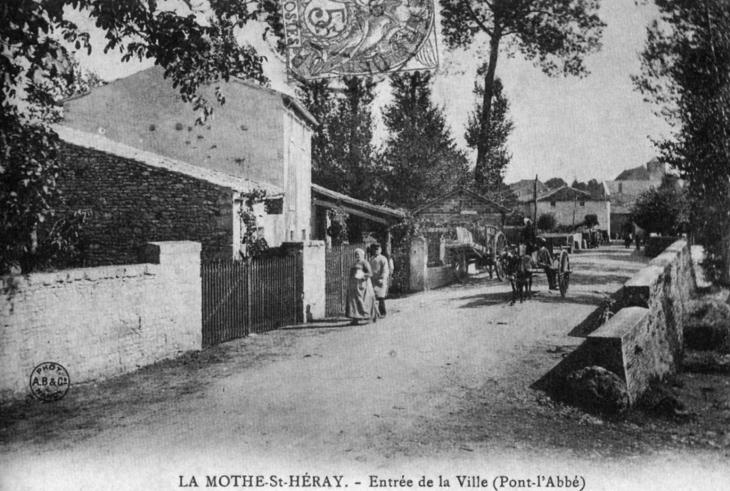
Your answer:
[2,245,729,491]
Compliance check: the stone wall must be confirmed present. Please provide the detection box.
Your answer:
[58,142,235,266]
[0,242,202,401]
[282,241,325,322]
[583,240,695,404]
[409,237,455,292]
[426,266,456,290]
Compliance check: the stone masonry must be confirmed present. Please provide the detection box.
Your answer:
[0,242,202,401]
[58,142,236,266]
[584,240,695,404]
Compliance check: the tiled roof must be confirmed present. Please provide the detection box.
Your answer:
[311,184,405,218]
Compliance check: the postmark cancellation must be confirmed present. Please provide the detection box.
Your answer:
[281,0,439,79]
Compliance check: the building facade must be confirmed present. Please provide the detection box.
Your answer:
[62,66,315,247]
[537,186,611,235]
[55,126,283,265]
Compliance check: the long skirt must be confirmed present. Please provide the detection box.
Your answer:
[345,277,377,319]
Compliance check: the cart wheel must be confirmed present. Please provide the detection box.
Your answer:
[453,260,468,283]
[495,257,504,281]
[558,249,570,297]
[493,231,507,282]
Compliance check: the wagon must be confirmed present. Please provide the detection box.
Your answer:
[446,226,508,283]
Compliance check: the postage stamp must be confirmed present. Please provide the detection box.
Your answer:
[281,0,439,79]
[29,362,71,402]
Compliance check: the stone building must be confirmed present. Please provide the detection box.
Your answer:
[537,186,611,235]
[55,126,283,265]
[412,187,508,227]
[61,66,316,254]
[604,158,668,236]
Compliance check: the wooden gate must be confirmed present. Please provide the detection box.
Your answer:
[325,243,367,317]
[201,254,300,347]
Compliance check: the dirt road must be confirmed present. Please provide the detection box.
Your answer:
[2,245,729,491]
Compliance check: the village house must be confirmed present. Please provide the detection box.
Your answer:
[413,187,508,227]
[537,185,611,235]
[509,178,548,208]
[604,157,668,236]
[59,66,317,264]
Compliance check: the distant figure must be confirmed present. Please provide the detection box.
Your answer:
[345,248,377,325]
[520,218,537,256]
[635,232,641,251]
[624,231,633,249]
[369,243,390,318]
[536,238,558,290]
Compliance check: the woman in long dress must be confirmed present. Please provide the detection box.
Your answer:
[345,248,377,325]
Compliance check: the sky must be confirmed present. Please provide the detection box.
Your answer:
[70,0,672,185]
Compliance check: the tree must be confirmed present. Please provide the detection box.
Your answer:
[329,78,381,202]
[537,213,557,232]
[583,214,599,228]
[571,179,588,191]
[545,177,567,189]
[630,185,689,236]
[1,0,280,273]
[297,79,339,190]
[586,179,604,198]
[299,78,382,202]
[441,0,605,190]
[465,75,513,193]
[634,0,730,283]
[380,72,470,210]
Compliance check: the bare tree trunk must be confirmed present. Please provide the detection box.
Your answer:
[475,32,502,190]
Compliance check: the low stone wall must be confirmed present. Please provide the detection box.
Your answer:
[409,237,455,292]
[426,266,455,290]
[0,242,202,401]
[582,240,695,404]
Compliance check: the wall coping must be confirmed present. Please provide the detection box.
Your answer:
[587,306,649,340]
[2,241,202,292]
[1,264,156,291]
[624,239,687,291]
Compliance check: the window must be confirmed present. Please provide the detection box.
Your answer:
[290,230,294,241]
[618,183,623,194]
[580,201,586,207]
[301,229,306,240]
[550,201,556,207]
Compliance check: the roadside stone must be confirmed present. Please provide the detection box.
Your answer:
[565,366,630,415]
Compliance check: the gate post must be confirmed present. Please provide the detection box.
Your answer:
[282,241,326,323]
[410,236,428,292]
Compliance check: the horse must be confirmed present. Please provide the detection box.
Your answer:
[503,251,533,305]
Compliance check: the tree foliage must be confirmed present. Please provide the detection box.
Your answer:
[380,72,470,210]
[630,185,689,236]
[545,177,567,189]
[299,78,381,203]
[537,212,557,232]
[634,0,730,282]
[440,0,605,190]
[1,0,281,273]
[465,75,513,193]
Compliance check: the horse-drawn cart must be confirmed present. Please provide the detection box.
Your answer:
[443,225,571,298]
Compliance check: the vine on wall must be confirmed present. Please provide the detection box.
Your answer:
[326,207,349,246]
[237,188,269,259]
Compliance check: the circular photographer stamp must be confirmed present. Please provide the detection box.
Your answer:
[29,362,70,402]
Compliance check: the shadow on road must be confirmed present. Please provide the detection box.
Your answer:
[567,273,633,286]
[457,290,608,309]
